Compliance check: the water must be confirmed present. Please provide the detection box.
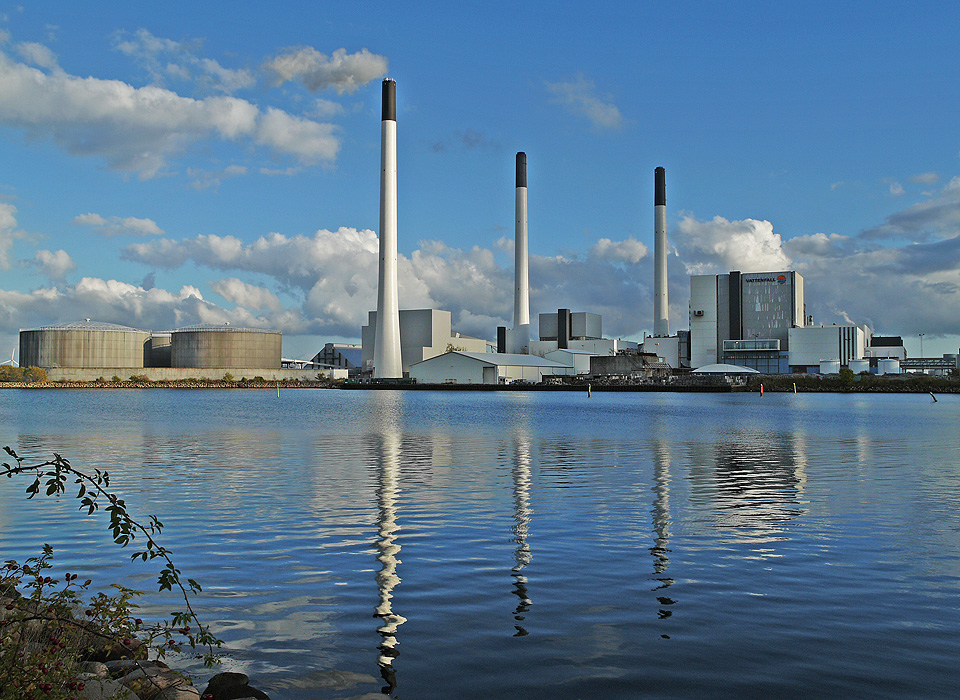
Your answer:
[2,388,959,699]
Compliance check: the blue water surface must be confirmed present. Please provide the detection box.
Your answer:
[1,388,959,699]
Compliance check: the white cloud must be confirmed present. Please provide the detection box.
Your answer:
[673,215,791,275]
[889,181,905,196]
[313,98,345,118]
[114,29,255,94]
[590,237,648,264]
[16,42,58,70]
[118,228,659,340]
[862,176,960,241]
[545,74,623,130]
[187,164,248,191]
[264,47,388,94]
[0,48,339,178]
[0,201,20,269]
[210,278,283,312]
[73,213,164,237]
[783,232,850,257]
[910,172,939,185]
[256,108,339,164]
[32,248,75,281]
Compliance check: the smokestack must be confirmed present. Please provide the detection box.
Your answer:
[374,79,402,378]
[513,152,530,353]
[653,166,669,337]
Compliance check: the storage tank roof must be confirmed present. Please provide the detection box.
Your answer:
[21,320,150,333]
[173,324,279,334]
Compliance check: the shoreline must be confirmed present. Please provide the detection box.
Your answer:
[2,377,958,393]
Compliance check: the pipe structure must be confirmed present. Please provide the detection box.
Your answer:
[653,166,669,337]
[374,79,402,378]
[513,152,530,353]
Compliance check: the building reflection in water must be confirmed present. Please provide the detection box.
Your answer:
[683,428,809,550]
[370,392,407,695]
[510,428,533,636]
[650,439,675,625]
[708,430,808,536]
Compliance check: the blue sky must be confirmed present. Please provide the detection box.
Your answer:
[1,1,959,360]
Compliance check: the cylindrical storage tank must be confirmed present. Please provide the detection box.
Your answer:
[147,333,172,368]
[848,359,870,374]
[879,358,900,375]
[171,325,281,369]
[19,321,150,368]
[819,359,841,374]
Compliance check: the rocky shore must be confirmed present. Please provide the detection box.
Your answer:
[0,379,339,390]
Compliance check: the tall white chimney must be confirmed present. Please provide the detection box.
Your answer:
[374,79,402,378]
[512,152,530,353]
[653,166,669,337]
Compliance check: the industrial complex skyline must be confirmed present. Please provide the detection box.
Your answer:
[1,1,959,360]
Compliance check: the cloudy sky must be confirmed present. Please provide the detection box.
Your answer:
[1,1,959,361]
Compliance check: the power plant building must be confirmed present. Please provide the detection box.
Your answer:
[409,351,574,385]
[690,271,804,373]
[523,309,638,357]
[787,324,872,372]
[362,308,488,376]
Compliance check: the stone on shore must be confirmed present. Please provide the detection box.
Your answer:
[201,672,271,700]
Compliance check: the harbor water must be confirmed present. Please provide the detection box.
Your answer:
[1,388,959,699]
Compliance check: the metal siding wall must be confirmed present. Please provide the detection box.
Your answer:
[728,271,741,341]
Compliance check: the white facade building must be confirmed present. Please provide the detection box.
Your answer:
[690,270,804,372]
[544,349,594,374]
[362,309,488,375]
[641,335,681,368]
[409,351,574,385]
[788,324,872,372]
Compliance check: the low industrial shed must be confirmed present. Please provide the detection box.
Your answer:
[409,351,574,385]
[544,349,594,375]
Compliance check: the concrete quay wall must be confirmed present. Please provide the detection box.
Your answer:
[45,367,343,382]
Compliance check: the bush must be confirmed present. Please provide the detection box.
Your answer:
[127,375,150,383]
[110,376,122,383]
[22,367,47,383]
[0,366,24,382]
[1,446,222,698]
[222,373,234,382]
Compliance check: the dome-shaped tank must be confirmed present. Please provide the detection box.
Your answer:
[171,325,281,368]
[19,321,151,368]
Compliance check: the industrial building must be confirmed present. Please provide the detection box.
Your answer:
[544,348,594,374]
[362,308,489,376]
[690,270,805,372]
[522,309,638,357]
[312,343,363,375]
[787,324,872,373]
[408,351,573,385]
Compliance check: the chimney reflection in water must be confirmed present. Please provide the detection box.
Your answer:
[510,430,533,636]
[373,394,406,694]
[651,440,675,626]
